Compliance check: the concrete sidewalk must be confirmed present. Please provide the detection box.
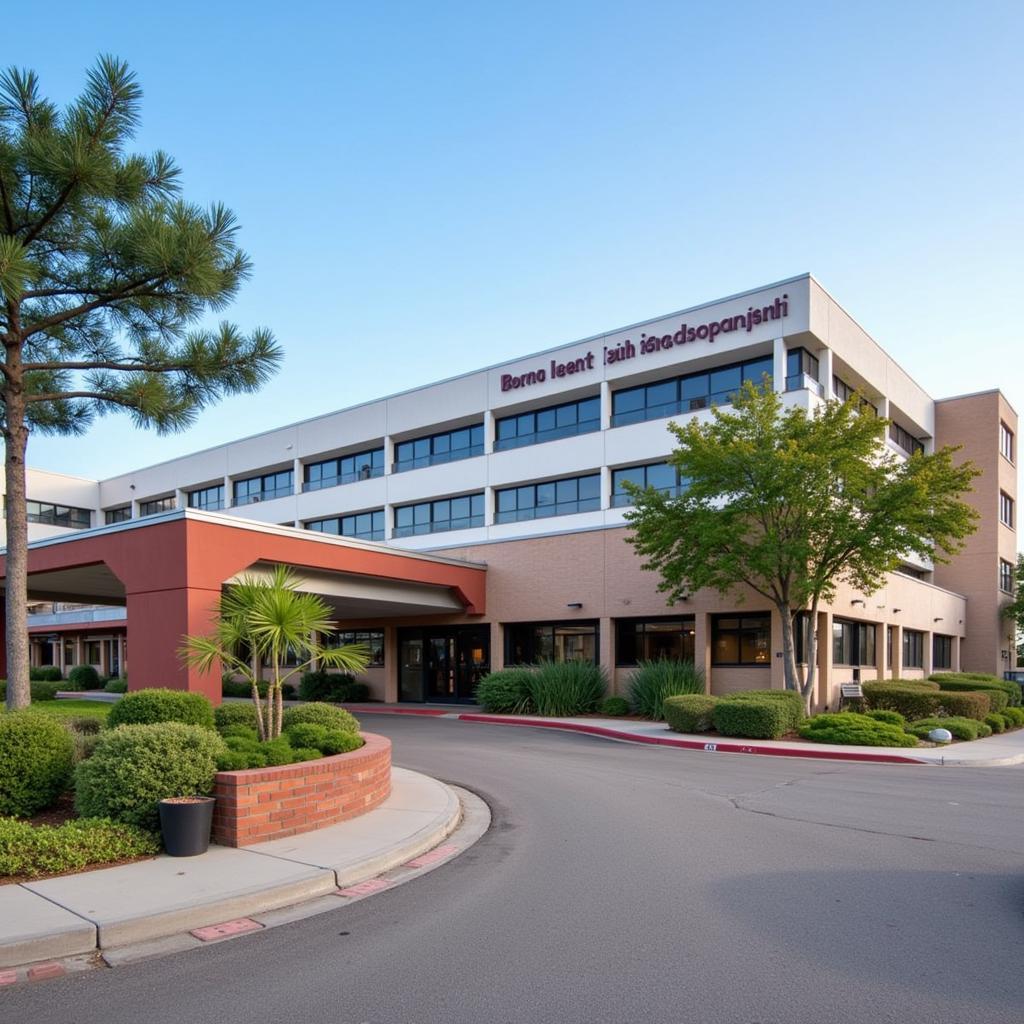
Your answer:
[348,706,1024,767]
[0,767,462,970]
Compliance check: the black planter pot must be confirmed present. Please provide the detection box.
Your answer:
[159,797,215,857]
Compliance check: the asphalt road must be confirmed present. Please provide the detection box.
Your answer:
[5,716,1024,1024]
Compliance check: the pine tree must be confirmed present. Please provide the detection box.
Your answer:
[0,57,282,710]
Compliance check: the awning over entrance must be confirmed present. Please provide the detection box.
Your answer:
[0,509,487,702]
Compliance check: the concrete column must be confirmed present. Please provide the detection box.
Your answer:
[382,625,399,703]
[874,622,886,681]
[383,435,395,475]
[222,475,232,509]
[99,639,109,677]
[292,457,302,495]
[599,617,613,679]
[175,488,187,510]
[489,621,504,673]
[484,486,495,527]
[819,346,834,396]
[694,612,713,695]
[815,610,832,712]
[600,380,612,429]
[890,623,904,678]
[923,631,934,677]
[600,466,612,512]
[483,409,495,455]
[772,337,787,393]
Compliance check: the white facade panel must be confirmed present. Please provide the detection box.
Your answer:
[385,458,487,506]
[487,434,605,489]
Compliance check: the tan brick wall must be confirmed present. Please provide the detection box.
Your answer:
[211,732,391,847]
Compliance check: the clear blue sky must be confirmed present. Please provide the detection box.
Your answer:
[10,0,1024,478]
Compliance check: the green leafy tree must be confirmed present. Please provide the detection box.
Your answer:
[181,564,371,740]
[0,57,282,710]
[625,383,980,709]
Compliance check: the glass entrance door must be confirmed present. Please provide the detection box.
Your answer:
[397,626,489,703]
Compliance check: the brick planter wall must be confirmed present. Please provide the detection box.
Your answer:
[211,732,391,847]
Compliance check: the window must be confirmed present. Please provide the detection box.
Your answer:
[104,507,131,524]
[23,499,91,530]
[494,473,600,524]
[933,634,953,671]
[785,348,821,394]
[1001,422,1014,463]
[615,618,695,665]
[304,448,384,491]
[610,355,774,427]
[138,496,176,517]
[712,614,771,665]
[494,396,601,451]
[832,376,878,416]
[306,509,385,541]
[187,484,224,511]
[233,470,293,506]
[831,618,876,666]
[506,621,598,664]
[83,640,102,665]
[611,463,687,507]
[999,491,1014,528]
[889,422,924,456]
[394,424,484,473]
[324,629,384,666]
[902,629,924,669]
[1000,558,1014,594]
[393,493,484,537]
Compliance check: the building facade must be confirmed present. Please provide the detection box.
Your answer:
[2,274,1017,707]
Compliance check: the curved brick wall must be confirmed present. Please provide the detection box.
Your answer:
[211,732,392,847]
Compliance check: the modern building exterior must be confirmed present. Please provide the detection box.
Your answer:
[1,274,1017,707]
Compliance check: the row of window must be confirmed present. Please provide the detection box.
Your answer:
[24,499,92,530]
[888,421,925,456]
[833,375,879,416]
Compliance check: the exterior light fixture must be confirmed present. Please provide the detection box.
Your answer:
[893,608,902,614]
[933,617,943,622]
[850,598,866,607]
[566,602,583,609]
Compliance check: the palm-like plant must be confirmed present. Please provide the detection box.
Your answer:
[180,564,371,739]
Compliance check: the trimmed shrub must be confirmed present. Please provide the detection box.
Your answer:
[931,677,1010,712]
[220,724,259,741]
[214,702,260,733]
[0,817,161,879]
[0,712,76,817]
[475,669,535,714]
[984,713,1007,734]
[107,689,215,730]
[527,660,607,717]
[281,702,360,734]
[289,747,324,764]
[906,716,991,742]
[863,683,990,721]
[75,723,226,830]
[864,709,906,727]
[65,665,102,691]
[628,660,706,721]
[103,678,128,694]
[298,670,357,703]
[0,681,60,702]
[1002,706,1024,727]
[727,690,804,732]
[713,698,788,740]
[871,678,940,690]
[930,672,1021,707]
[664,694,719,734]
[30,666,63,682]
[798,712,919,747]
[285,722,329,748]
[319,729,364,755]
[597,696,631,717]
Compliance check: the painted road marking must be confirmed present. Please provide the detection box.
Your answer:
[191,918,264,942]
[337,878,393,898]
[405,844,459,868]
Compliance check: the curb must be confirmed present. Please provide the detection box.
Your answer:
[346,707,1024,766]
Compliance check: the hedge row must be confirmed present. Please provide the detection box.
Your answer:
[862,682,991,721]
[663,689,805,740]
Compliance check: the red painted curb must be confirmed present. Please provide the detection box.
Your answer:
[345,706,924,765]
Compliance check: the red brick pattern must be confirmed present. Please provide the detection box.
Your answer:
[211,732,391,847]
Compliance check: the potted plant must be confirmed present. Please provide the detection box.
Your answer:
[158,795,216,857]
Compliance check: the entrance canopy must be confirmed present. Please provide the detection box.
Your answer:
[0,509,487,701]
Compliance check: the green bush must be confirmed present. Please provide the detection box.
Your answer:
[870,678,940,690]
[527,660,607,717]
[103,678,128,694]
[863,683,991,721]
[597,696,631,717]
[285,722,329,748]
[65,665,102,691]
[628,660,706,721]
[727,690,804,732]
[931,677,1011,712]
[798,712,919,747]
[0,680,60,702]
[319,729,364,755]
[214,702,260,733]
[75,723,226,830]
[663,694,719,733]
[984,713,1007,734]
[1002,706,1024,727]
[0,817,160,879]
[864,709,906,727]
[905,716,991,742]
[0,712,76,817]
[220,724,259,741]
[30,666,63,682]
[713,698,788,740]
[930,672,1021,707]
[222,678,297,700]
[475,668,535,714]
[298,670,357,703]
[63,716,103,763]
[282,702,360,734]
[107,689,215,730]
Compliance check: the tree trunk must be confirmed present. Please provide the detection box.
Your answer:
[777,602,799,694]
[801,599,821,714]
[3,384,31,711]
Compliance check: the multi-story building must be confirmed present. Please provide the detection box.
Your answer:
[1,274,1017,706]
